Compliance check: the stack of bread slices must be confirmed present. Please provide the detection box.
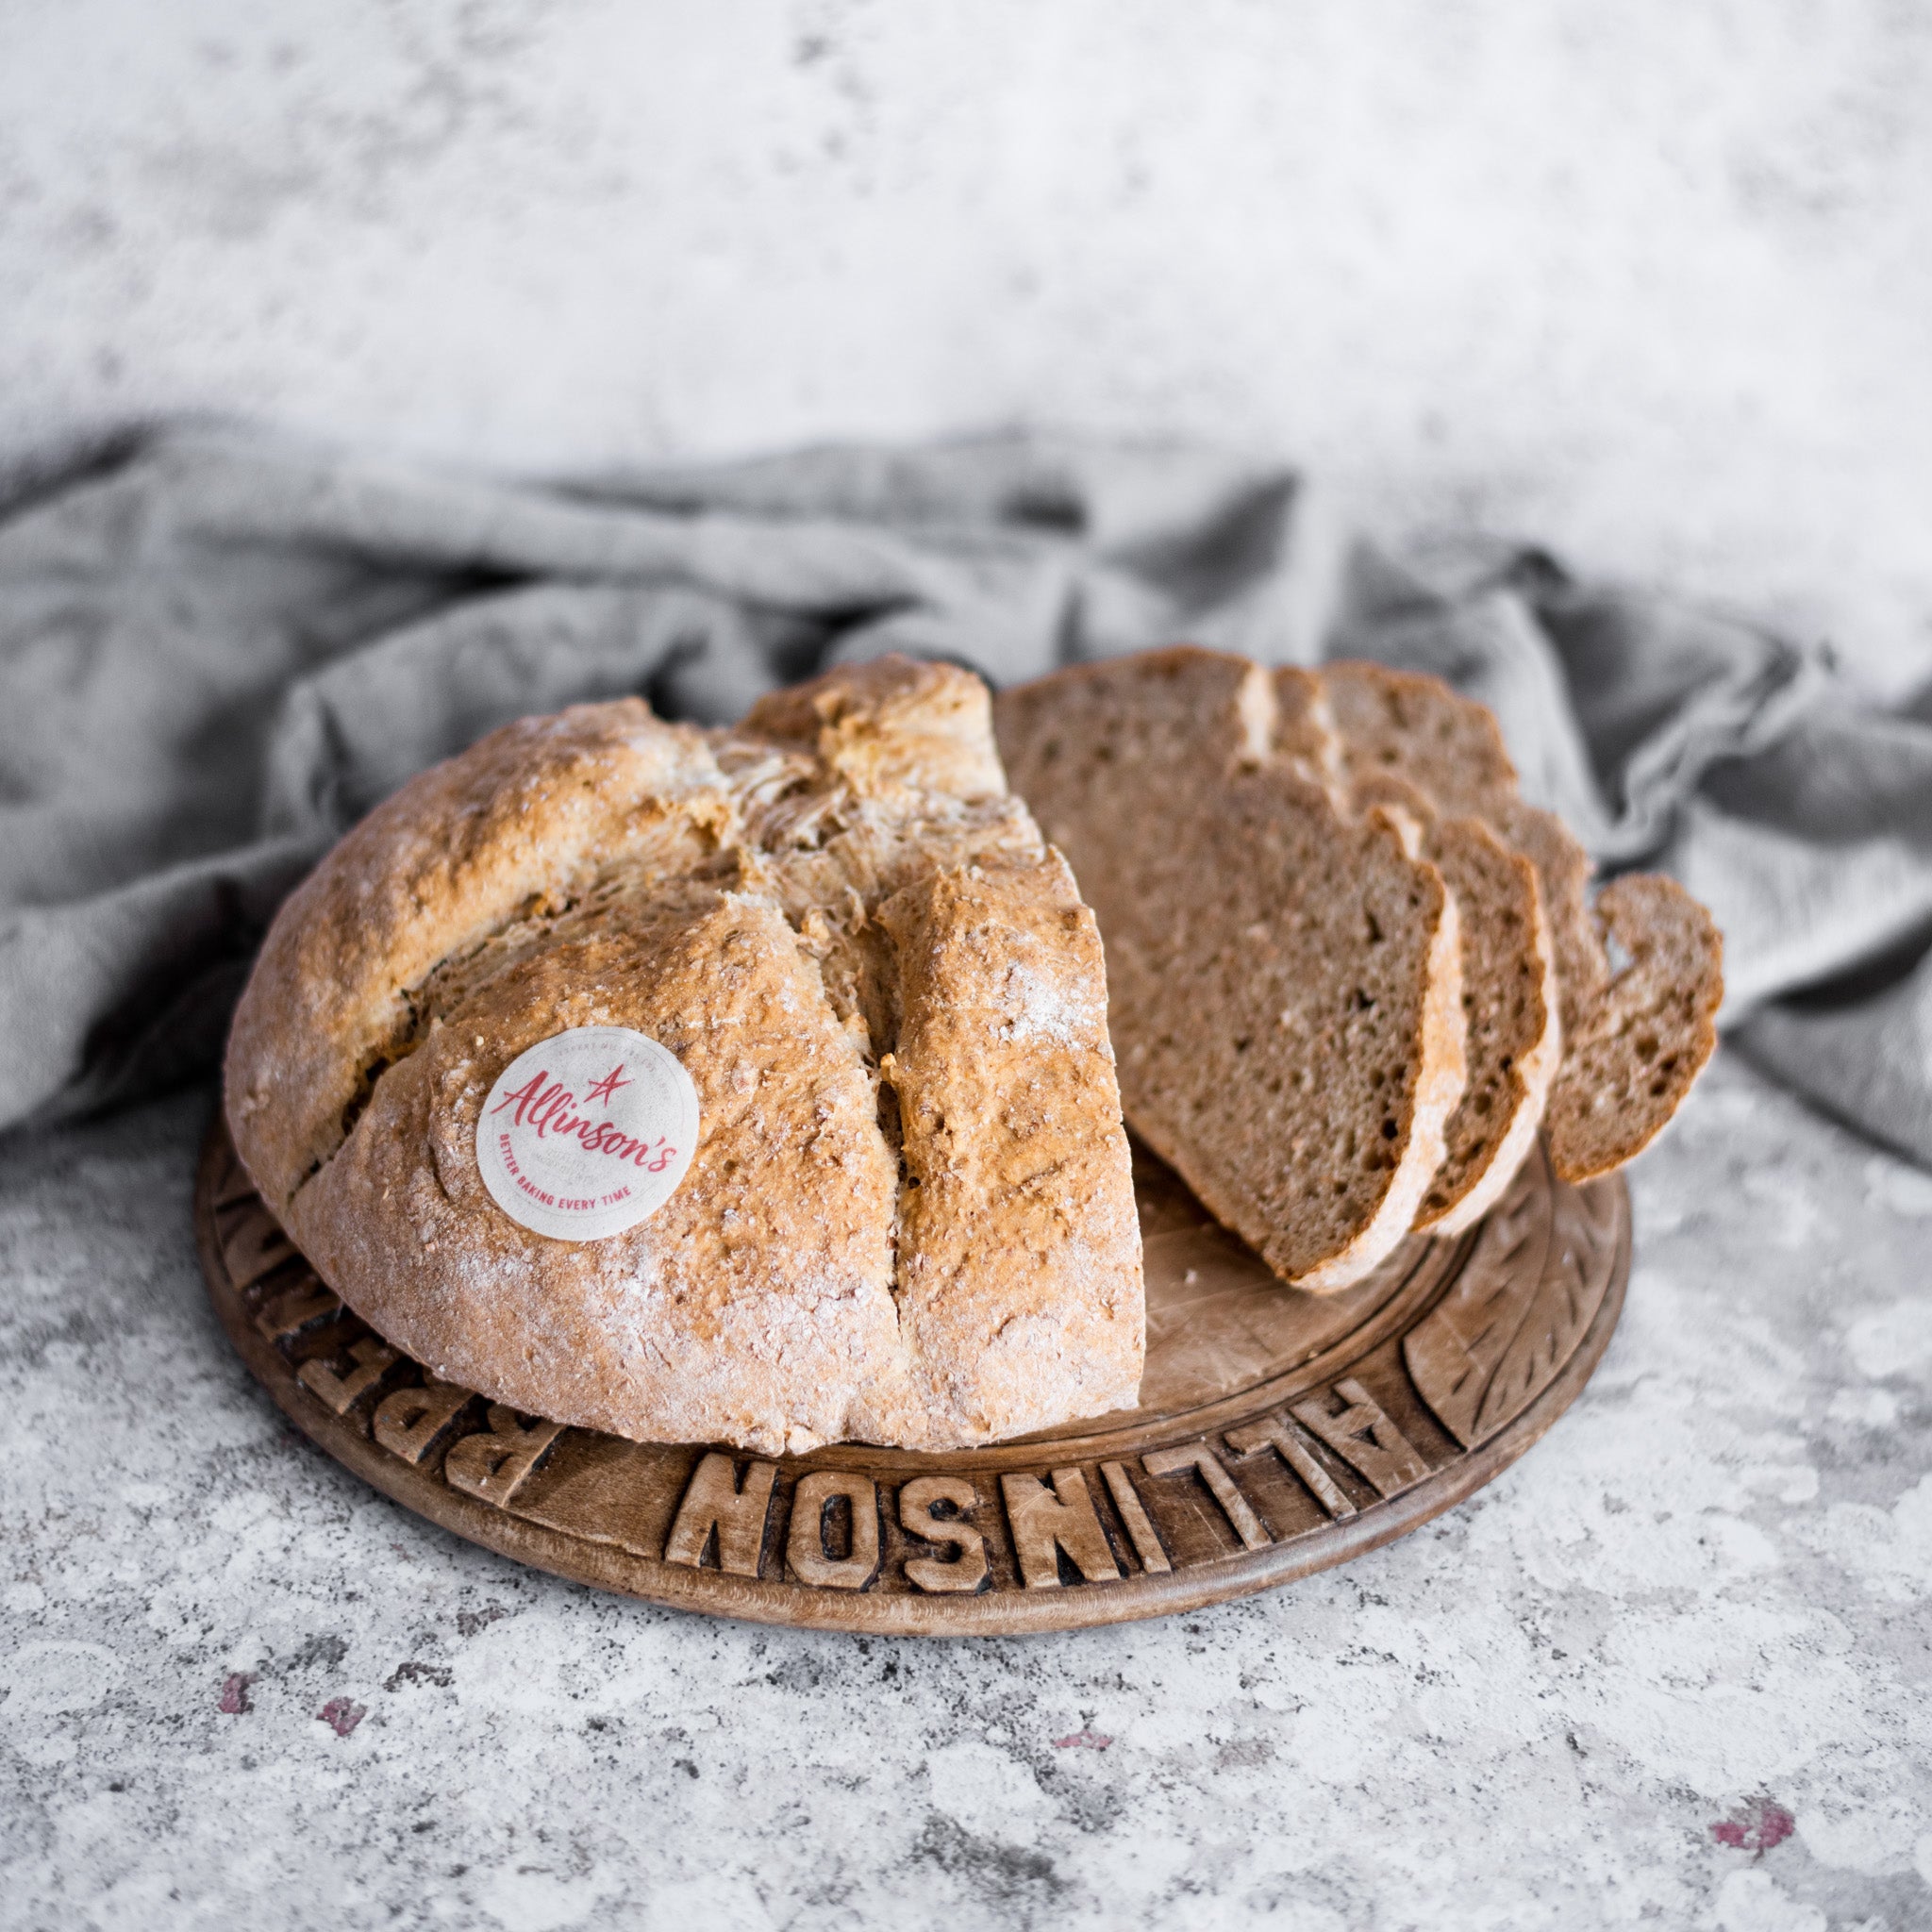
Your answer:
[994,647,1723,1294]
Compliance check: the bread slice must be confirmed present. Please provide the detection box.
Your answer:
[1413,817,1560,1227]
[1268,663,1559,1231]
[1321,660,1721,1180]
[1543,871,1723,1176]
[226,657,1143,1453]
[994,647,1467,1292]
[1345,767,1560,1233]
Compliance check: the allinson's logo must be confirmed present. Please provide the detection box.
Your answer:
[476,1025,700,1241]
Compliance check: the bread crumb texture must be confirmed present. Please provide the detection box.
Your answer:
[225,658,1143,1453]
[995,648,1469,1292]
[994,646,1722,1291]
[1321,661,1722,1182]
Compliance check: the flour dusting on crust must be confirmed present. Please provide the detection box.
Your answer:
[224,658,1144,1453]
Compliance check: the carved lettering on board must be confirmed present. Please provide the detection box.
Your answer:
[1291,1378,1429,1498]
[1141,1441,1271,1551]
[210,1147,258,1211]
[198,1111,1630,1633]
[898,1476,990,1594]
[443,1406,565,1507]
[1099,1461,1171,1575]
[1000,1467,1121,1589]
[256,1279,342,1342]
[374,1379,477,1465]
[297,1335,400,1415]
[664,1453,779,1576]
[787,1470,880,1591]
[1224,1413,1358,1520]
[221,1203,298,1292]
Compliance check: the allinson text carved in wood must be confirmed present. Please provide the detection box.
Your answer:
[197,1123,1628,1634]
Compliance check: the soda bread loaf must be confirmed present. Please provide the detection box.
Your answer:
[225,658,1144,1454]
[1320,661,1722,1181]
[993,648,1469,1292]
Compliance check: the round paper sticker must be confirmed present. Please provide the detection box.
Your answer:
[476,1026,700,1241]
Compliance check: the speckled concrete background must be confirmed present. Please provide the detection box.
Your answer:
[4,4,1931,1925]
[3,0,1931,689]
[4,1059,1930,1929]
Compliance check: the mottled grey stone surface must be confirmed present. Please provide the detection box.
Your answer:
[2,1050,1928,1930]
[5,2,1932,697]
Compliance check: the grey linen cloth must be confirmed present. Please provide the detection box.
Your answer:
[3,425,1926,1164]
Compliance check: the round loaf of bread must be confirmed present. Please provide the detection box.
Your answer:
[224,658,1145,1454]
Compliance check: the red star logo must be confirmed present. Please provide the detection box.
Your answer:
[583,1063,631,1108]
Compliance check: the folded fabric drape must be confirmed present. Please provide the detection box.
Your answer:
[4,426,1926,1164]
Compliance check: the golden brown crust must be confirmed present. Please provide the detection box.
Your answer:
[291,890,923,1453]
[1270,666,1348,791]
[225,659,1143,1453]
[738,654,1008,803]
[880,853,1143,1435]
[225,703,732,1217]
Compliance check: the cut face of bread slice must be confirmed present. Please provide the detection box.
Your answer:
[1543,871,1723,1176]
[1414,816,1560,1228]
[1321,660,1721,1181]
[1036,650,1552,1241]
[1346,766,1561,1233]
[995,647,1467,1293]
[225,657,1143,1453]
